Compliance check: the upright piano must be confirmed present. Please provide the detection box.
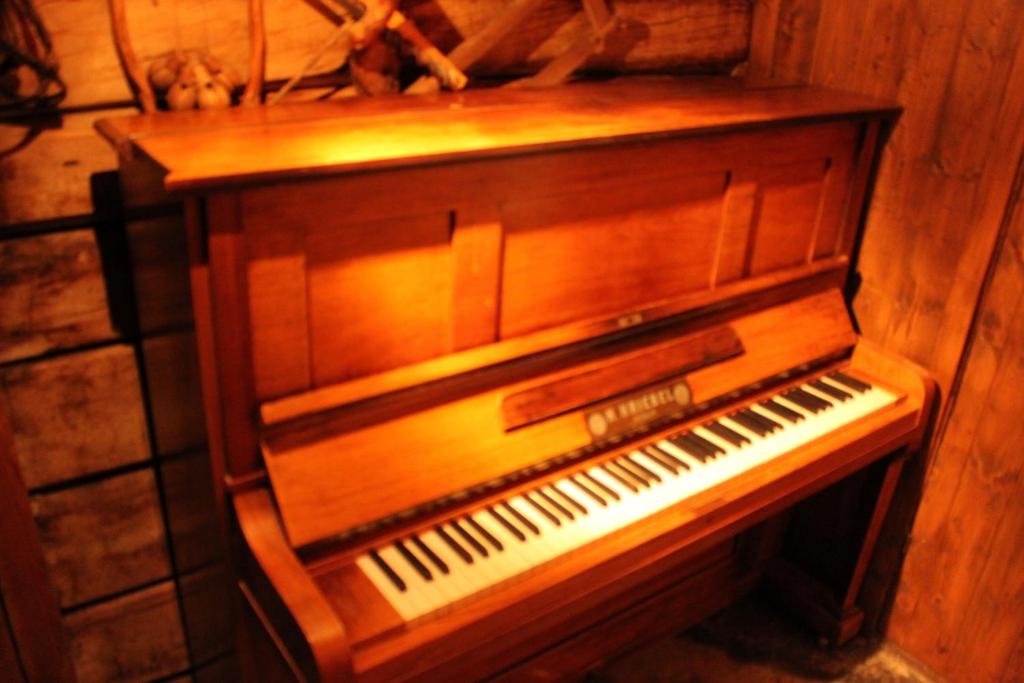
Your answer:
[98,77,936,682]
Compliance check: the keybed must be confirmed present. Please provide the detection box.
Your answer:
[356,370,897,622]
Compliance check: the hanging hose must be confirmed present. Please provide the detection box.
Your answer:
[0,0,66,113]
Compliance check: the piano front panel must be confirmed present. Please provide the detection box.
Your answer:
[240,120,862,401]
[499,172,726,336]
[305,211,455,386]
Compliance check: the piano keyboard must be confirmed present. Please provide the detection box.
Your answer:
[356,371,896,622]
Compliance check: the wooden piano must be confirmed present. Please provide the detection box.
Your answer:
[98,77,936,682]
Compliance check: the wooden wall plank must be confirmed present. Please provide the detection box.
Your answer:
[36,0,748,110]
[0,345,150,489]
[0,230,116,364]
[195,654,240,683]
[126,216,192,334]
[887,160,1024,682]
[749,2,1024,680]
[179,564,233,664]
[144,332,206,457]
[64,580,188,683]
[159,451,221,574]
[31,469,171,608]
[0,113,122,226]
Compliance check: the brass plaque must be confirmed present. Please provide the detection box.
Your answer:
[584,378,692,442]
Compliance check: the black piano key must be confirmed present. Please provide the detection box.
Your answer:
[412,535,449,574]
[795,386,834,410]
[731,410,769,436]
[647,444,690,471]
[704,420,749,447]
[504,500,541,536]
[624,453,661,482]
[435,524,474,563]
[829,370,872,393]
[747,407,783,432]
[613,459,651,488]
[688,431,725,455]
[669,433,712,462]
[583,470,620,501]
[538,488,575,521]
[571,475,607,507]
[601,463,639,493]
[395,538,432,581]
[451,518,489,557]
[783,388,827,413]
[552,483,588,515]
[641,446,678,475]
[467,515,503,551]
[489,506,526,542]
[810,378,852,402]
[370,549,407,592]
[525,492,562,526]
[760,399,804,423]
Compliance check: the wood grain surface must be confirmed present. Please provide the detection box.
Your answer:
[125,216,192,334]
[750,3,1024,680]
[31,469,171,607]
[144,332,207,456]
[887,160,1024,683]
[63,580,188,683]
[0,345,150,489]
[98,78,896,192]
[159,451,222,573]
[0,230,116,364]
[0,113,121,226]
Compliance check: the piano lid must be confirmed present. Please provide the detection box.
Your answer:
[95,76,899,193]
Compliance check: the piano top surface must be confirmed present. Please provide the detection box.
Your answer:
[95,76,899,193]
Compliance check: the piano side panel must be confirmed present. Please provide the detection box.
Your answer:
[264,289,857,548]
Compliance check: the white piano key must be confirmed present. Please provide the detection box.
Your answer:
[356,551,417,621]
[446,521,503,588]
[376,544,437,619]
[404,537,459,609]
[470,511,531,578]
[419,529,476,602]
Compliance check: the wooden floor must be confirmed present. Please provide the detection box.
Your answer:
[592,594,940,683]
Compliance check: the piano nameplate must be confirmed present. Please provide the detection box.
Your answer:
[502,325,742,432]
[584,377,693,442]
